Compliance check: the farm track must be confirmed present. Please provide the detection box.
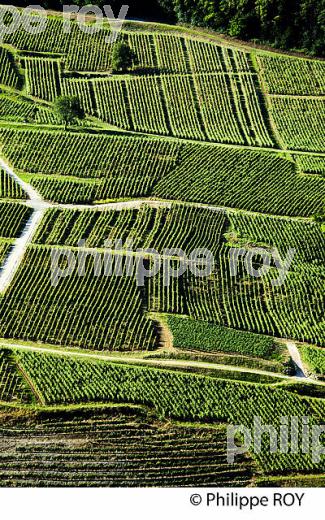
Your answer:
[1,341,320,385]
[0,157,49,293]
[286,342,308,378]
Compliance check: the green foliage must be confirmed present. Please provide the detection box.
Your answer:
[157,0,325,56]
[33,204,227,256]
[13,348,325,473]
[25,58,62,102]
[270,97,325,152]
[0,348,32,403]
[183,245,324,346]
[0,242,11,266]
[153,143,324,217]
[257,55,325,95]
[167,316,280,359]
[301,346,325,376]
[295,155,325,176]
[0,93,59,125]
[147,349,285,374]
[0,46,21,89]
[0,246,155,352]
[112,41,136,72]
[229,211,325,264]
[0,169,26,199]
[54,95,85,129]
[0,203,32,238]
[0,128,322,216]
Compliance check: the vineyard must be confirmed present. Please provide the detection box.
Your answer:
[257,55,325,95]
[24,58,62,102]
[0,348,32,402]
[0,406,255,487]
[270,97,325,152]
[5,347,325,474]
[153,143,324,217]
[0,242,11,266]
[33,204,227,256]
[0,168,26,199]
[294,154,325,176]
[183,245,324,346]
[0,246,155,351]
[0,47,21,89]
[228,211,325,264]
[0,203,32,237]
[24,200,324,346]
[167,316,282,359]
[301,346,325,379]
[0,92,58,125]
[0,128,322,215]
[0,7,323,489]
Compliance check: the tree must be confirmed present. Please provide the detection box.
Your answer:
[54,95,85,130]
[112,40,136,72]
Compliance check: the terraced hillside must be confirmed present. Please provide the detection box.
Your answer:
[0,7,324,488]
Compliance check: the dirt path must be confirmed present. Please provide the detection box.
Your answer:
[286,341,308,378]
[3,341,322,384]
[149,314,175,351]
[0,158,49,293]
[0,209,45,292]
[0,157,44,205]
[56,200,173,212]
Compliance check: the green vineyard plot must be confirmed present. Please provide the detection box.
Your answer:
[0,7,323,489]
[0,203,32,238]
[0,246,155,351]
[0,128,322,215]
[257,54,325,95]
[0,168,26,199]
[167,316,284,360]
[270,97,325,152]
[7,347,325,474]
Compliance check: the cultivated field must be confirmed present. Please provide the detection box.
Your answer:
[0,6,324,488]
